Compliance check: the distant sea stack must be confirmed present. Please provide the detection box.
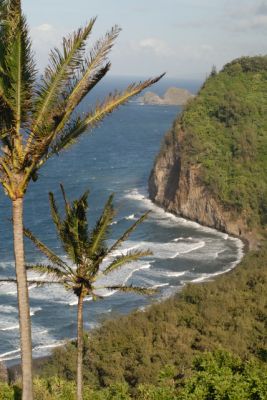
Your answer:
[139,87,195,106]
[149,56,267,249]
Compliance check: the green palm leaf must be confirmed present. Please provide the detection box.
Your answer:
[1,0,35,157]
[87,194,114,257]
[89,211,151,276]
[0,278,58,287]
[44,75,165,157]
[59,189,90,264]
[49,191,63,233]
[26,263,67,280]
[31,18,96,139]
[60,183,71,215]
[24,227,73,275]
[103,250,152,275]
[49,26,120,137]
[103,285,156,296]
[107,211,151,255]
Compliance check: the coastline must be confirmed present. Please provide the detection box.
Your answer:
[5,193,246,381]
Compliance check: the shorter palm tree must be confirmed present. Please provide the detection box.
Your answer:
[23,185,153,400]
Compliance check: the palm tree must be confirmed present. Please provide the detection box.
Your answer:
[0,1,163,398]
[23,185,153,400]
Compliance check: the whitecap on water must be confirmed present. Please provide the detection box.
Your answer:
[0,348,21,362]
[165,271,188,278]
[1,324,19,332]
[125,214,137,221]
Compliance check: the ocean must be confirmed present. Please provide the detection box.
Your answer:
[0,77,243,364]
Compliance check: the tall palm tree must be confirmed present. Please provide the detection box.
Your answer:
[0,1,163,398]
[23,185,153,400]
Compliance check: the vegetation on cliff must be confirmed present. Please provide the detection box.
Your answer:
[33,244,267,395]
[178,56,267,229]
[3,350,267,398]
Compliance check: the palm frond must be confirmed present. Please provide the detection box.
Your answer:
[90,211,151,277]
[103,285,156,296]
[87,194,114,257]
[103,250,152,275]
[60,183,71,215]
[31,18,96,139]
[43,75,165,157]
[26,263,67,280]
[59,189,89,263]
[49,191,63,233]
[49,26,120,136]
[0,278,58,287]
[48,187,90,265]
[23,226,72,275]
[1,0,36,143]
[107,211,151,255]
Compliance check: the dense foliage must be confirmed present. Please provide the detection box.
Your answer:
[177,56,267,228]
[2,350,267,399]
[35,244,267,392]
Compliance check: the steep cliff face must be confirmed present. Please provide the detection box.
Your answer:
[149,125,253,245]
[149,57,267,249]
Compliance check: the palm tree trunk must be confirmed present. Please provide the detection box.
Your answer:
[12,198,33,400]
[77,294,84,400]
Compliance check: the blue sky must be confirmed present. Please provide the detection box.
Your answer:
[23,0,267,79]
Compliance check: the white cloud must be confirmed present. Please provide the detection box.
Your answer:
[30,23,64,70]
[36,23,54,32]
[138,38,174,56]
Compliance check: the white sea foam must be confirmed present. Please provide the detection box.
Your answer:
[150,283,169,289]
[120,239,207,260]
[30,307,42,316]
[0,188,244,363]
[0,348,21,362]
[69,296,93,306]
[125,214,137,220]
[124,188,244,244]
[31,340,67,359]
[4,282,37,296]
[0,305,17,313]
[165,271,187,278]
[34,342,65,351]
[169,241,206,258]
[94,260,152,298]
[173,237,193,242]
[36,329,49,335]
[1,324,19,331]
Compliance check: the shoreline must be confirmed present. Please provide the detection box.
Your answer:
[4,197,246,381]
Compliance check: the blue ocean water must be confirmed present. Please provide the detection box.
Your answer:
[0,77,243,364]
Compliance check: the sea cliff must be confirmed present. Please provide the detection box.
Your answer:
[149,56,267,249]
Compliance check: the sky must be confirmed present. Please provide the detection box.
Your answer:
[23,0,267,80]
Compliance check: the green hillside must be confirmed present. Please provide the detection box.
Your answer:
[178,56,267,228]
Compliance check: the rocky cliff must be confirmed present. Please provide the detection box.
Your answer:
[148,124,257,248]
[149,57,267,249]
